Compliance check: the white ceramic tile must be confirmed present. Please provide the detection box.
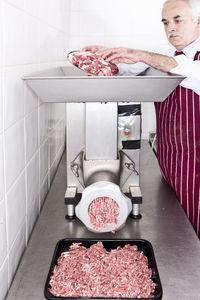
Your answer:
[0,1,3,69]
[49,129,57,167]
[51,2,63,30]
[23,15,40,65]
[39,139,49,184]
[24,84,38,115]
[49,151,58,184]
[56,144,64,166]
[56,32,69,61]
[0,258,8,300]
[68,36,81,51]
[78,36,105,49]
[0,134,5,201]
[3,3,39,66]
[24,0,39,17]
[53,103,65,124]
[111,0,136,11]
[55,119,65,154]
[8,221,26,287]
[5,0,24,9]
[40,174,49,209]
[0,71,3,134]
[4,119,25,190]
[70,0,80,11]
[38,0,58,28]
[3,3,26,66]
[48,103,56,131]
[39,24,67,61]
[39,24,58,63]
[59,1,70,33]
[25,109,38,162]
[7,171,26,249]
[24,66,39,115]
[0,199,7,267]
[39,103,49,144]
[69,12,80,36]
[104,36,135,48]
[3,67,24,130]
[49,145,63,185]
[79,0,108,11]
[79,11,105,36]
[104,10,135,37]
[26,151,39,208]
[27,194,39,239]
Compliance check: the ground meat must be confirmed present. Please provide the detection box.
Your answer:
[70,51,118,76]
[88,197,119,230]
[49,242,156,298]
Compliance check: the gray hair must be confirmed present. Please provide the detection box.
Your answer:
[163,0,200,22]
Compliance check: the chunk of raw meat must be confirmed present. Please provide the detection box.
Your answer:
[69,51,118,76]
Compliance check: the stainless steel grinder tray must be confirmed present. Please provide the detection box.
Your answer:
[22,65,185,103]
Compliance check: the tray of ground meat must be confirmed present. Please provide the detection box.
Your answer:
[44,238,162,300]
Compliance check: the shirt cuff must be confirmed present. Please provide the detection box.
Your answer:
[170,55,191,75]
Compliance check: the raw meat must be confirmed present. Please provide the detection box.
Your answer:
[49,242,156,298]
[88,197,119,230]
[69,51,118,76]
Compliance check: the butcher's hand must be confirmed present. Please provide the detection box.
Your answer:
[82,45,106,53]
[100,47,178,72]
[99,47,140,64]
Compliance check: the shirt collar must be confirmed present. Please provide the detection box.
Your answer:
[172,36,200,58]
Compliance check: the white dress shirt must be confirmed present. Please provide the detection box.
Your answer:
[117,36,200,95]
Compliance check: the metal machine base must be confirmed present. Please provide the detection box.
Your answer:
[64,187,81,219]
[126,186,142,219]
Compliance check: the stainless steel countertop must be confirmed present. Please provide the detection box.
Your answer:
[6,141,200,300]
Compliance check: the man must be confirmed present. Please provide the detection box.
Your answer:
[83,0,200,238]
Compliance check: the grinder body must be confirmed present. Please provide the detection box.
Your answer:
[65,102,142,232]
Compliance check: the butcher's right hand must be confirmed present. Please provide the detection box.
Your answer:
[82,45,106,53]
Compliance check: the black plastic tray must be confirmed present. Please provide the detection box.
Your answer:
[44,238,162,300]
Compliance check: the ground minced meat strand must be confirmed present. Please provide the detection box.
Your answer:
[88,197,119,230]
[49,242,155,298]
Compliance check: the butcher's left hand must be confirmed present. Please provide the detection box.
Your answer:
[98,47,140,64]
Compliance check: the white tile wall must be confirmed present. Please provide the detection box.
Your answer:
[39,103,50,144]
[8,221,26,286]
[4,119,25,190]
[0,259,8,300]
[4,67,25,130]
[0,199,7,267]
[0,134,5,201]
[24,88,38,116]
[26,193,39,238]
[25,109,38,162]
[7,172,26,249]
[0,0,69,299]
[40,174,49,208]
[26,152,39,210]
[39,139,49,185]
[0,71,3,134]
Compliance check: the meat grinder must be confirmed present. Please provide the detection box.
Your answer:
[22,64,185,233]
[65,101,142,232]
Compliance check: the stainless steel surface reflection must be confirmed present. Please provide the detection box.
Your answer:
[6,141,200,300]
[22,65,185,103]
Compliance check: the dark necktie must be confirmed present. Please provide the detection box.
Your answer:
[175,50,185,56]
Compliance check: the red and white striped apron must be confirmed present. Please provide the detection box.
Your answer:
[154,51,200,238]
